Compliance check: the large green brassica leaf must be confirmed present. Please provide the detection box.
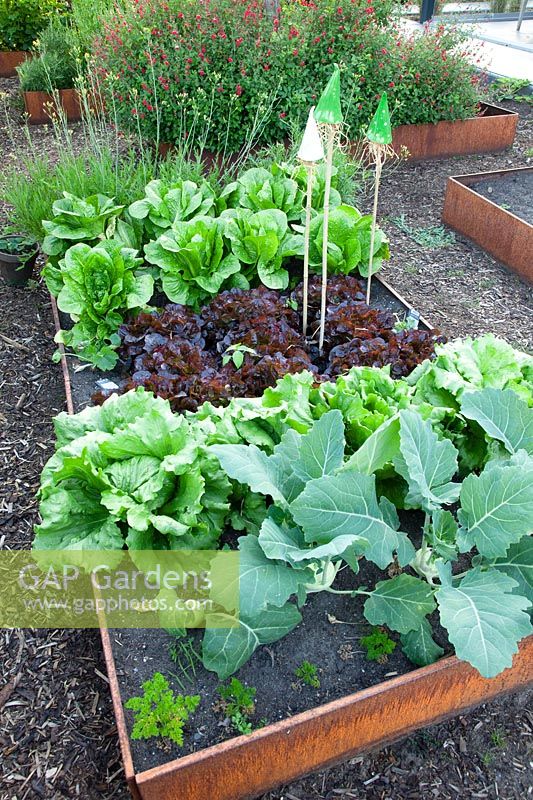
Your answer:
[394,410,460,512]
[364,574,436,634]
[436,566,532,678]
[482,538,533,609]
[460,388,533,456]
[291,471,414,569]
[457,454,533,558]
[400,618,444,667]
[202,604,302,679]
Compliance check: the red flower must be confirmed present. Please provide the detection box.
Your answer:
[235,84,243,96]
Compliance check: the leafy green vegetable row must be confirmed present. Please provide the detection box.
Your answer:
[34,337,533,679]
[40,162,389,367]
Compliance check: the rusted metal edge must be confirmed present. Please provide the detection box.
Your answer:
[390,102,518,161]
[375,274,433,331]
[442,168,533,285]
[49,294,74,416]
[50,295,139,798]
[134,638,533,800]
[100,627,141,800]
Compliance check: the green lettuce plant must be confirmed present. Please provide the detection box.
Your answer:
[144,216,242,309]
[221,208,304,290]
[301,204,389,278]
[34,388,232,551]
[204,397,532,680]
[42,192,125,278]
[219,167,303,222]
[129,179,216,244]
[410,334,533,472]
[52,240,153,370]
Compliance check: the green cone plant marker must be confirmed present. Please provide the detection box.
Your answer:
[366,92,393,145]
[365,92,392,305]
[314,66,343,126]
[314,66,342,353]
[298,107,324,337]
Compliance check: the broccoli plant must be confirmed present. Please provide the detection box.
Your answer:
[125,672,200,746]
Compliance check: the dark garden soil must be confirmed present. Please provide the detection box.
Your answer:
[473,171,533,224]
[114,540,445,773]
[0,70,532,800]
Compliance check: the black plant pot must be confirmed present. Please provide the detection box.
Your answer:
[0,236,39,286]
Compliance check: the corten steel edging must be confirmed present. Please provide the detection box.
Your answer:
[375,274,433,331]
[442,168,533,285]
[390,102,518,161]
[0,50,28,78]
[132,639,533,800]
[51,291,532,800]
[51,293,139,797]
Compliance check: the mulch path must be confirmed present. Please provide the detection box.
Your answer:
[0,74,531,800]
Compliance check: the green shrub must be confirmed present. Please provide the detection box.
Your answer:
[93,0,480,153]
[0,0,68,52]
[17,19,79,91]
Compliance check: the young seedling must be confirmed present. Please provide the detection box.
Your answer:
[393,314,418,333]
[125,672,200,746]
[222,343,258,370]
[361,627,397,663]
[167,636,202,690]
[294,660,321,689]
[216,678,257,735]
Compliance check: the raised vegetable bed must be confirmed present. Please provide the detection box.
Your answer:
[442,167,533,285]
[104,631,533,800]
[390,103,518,161]
[23,88,81,124]
[0,50,28,78]
[50,283,533,800]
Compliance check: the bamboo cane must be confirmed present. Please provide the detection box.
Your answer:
[319,129,335,353]
[302,161,314,337]
[366,151,383,306]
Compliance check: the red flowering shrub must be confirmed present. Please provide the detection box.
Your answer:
[94,0,481,152]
